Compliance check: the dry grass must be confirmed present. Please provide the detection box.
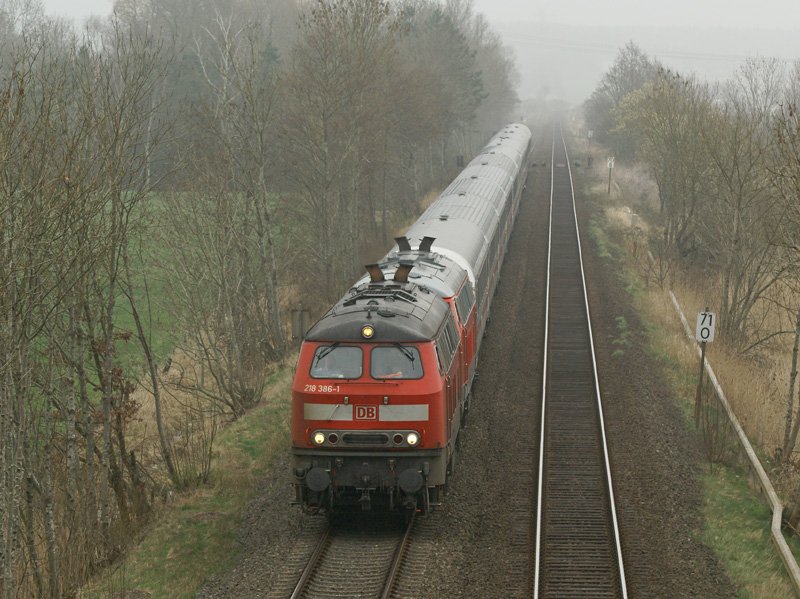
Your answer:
[669,283,789,458]
[125,345,285,489]
[624,273,798,598]
[605,205,651,233]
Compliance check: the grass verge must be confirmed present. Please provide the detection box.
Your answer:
[702,467,800,598]
[80,366,293,599]
[645,305,800,598]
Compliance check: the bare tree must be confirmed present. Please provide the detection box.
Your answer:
[157,8,286,421]
[698,58,788,345]
[771,64,800,462]
[585,41,662,157]
[0,23,92,597]
[195,10,286,358]
[279,0,401,300]
[0,23,171,597]
[615,72,714,255]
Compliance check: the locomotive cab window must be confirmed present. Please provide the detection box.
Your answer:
[310,345,362,379]
[371,346,423,379]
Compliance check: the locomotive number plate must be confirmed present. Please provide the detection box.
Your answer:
[355,405,378,420]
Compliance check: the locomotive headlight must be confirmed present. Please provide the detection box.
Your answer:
[406,432,420,446]
[361,324,375,339]
[312,431,325,446]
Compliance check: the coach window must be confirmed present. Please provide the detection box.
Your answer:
[371,346,423,379]
[310,345,362,379]
[455,289,472,324]
[463,283,475,310]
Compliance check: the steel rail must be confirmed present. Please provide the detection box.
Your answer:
[533,123,556,599]
[380,512,416,599]
[289,524,332,599]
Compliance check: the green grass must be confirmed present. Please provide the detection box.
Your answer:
[703,467,798,598]
[611,315,630,358]
[588,214,645,302]
[84,367,293,598]
[588,217,616,261]
[112,190,289,376]
[113,195,178,374]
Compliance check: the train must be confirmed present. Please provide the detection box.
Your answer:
[290,123,532,513]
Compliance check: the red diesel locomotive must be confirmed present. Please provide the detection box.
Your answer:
[291,123,532,513]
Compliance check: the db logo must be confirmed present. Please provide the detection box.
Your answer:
[355,405,377,420]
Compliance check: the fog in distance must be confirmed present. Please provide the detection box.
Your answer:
[473,0,800,104]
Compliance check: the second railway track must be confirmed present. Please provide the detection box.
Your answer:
[534,123,627,598]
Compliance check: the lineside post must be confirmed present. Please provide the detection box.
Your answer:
[606,156,614,195]
[694,307,716,426]
[694,340,707,426]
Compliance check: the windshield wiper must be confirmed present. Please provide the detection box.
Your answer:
[315,342,340,364]
[394,343,415,362]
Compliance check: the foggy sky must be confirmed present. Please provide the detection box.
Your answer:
[472,0,800,30]
[45,0,800,29]
[41,0,800,105]
[473,0,800,104]
[42,0,111,21]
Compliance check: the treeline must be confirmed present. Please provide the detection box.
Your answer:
[585,45,800,490]
[0,0,519,596]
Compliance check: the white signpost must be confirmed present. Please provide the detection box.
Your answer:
[695,310,716,343]
[606,156,615,195]
[694,308,715,424]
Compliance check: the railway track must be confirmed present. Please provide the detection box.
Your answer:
[289,513,414,599]
[534,123,627,598]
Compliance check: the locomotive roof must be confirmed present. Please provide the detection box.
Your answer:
[304,280,451,343]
